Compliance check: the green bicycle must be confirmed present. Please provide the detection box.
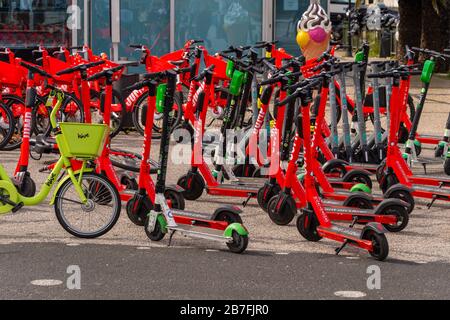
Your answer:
[0,90,121,238]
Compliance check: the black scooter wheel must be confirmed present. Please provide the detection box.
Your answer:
[435,145,445,158]
[381,205,409,233]
[17,175,36,197]
[380,174,399,194]
[232,164,256,178]
[267,195,296,226]
[445,159,450,176]
[121,176,138,191]
[388,189,415,214]
[343,170,373,190]
[398,124,409,144]
[363,230,389,261]
[215,210,243,224]
[126,198,148,226]
[144,216,166,242]
[227,231,249,254]
[296,213,322,242]
[177,173,205,201]
[345,197,374,210]
[257,184,281,212]
[376,160,387,184]
[164,189,186,211]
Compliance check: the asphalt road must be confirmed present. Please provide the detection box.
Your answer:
[1,242,449,300]
[0,76,449,300]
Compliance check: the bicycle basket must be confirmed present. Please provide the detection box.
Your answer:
[57,123,109,159]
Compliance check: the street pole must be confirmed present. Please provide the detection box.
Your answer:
[346,0,353,57]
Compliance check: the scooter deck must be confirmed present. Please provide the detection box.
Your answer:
[207,184,259,197]
[168,225,232,243]
[413,185,450,194]
[171,209,215,221]
[230,177,265,187]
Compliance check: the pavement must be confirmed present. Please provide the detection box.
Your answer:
[0,76,449,300]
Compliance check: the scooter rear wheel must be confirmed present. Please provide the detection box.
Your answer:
[445,159,450,176]
[363,230,389,261]
[226,230,248,254]
[345,196,374,210]
[380,205,409,233]
[215,210,243,224]
[343,170,373,190]
[388,189,415,214]
[177,173,205,201]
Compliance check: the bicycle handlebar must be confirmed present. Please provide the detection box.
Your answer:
[86,65,124,81]
[367,69,422,79]
[56,60,106,76]
[412,47,450,59]
[20,61,54,79]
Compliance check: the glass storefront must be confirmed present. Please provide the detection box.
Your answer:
[0,1,335,58]
[0,0,71,48]
[119,0,170,59]
[91,0,110,55]
[174,0,263,54]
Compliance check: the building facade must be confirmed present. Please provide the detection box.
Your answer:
[1,0,337,58]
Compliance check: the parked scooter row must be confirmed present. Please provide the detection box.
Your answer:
[1,40,449,261]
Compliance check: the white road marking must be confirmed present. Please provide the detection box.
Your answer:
[334,291,367,299]
[346,256,360,260]
[66,243,80,247]
[137,247,152,250]
[31,279,63,287]
[206,249,219,252]
[275,253,289,256]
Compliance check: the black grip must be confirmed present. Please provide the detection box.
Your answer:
[20,61,53,78]
[56,60,105,76]
[129,44,144,49]
[68,46,85,50]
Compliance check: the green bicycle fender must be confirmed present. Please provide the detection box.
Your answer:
[224,223,249,238]
[49,168,94,205]
[350,183,372,194]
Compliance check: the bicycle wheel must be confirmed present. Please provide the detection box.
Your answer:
[54,172,121,239]
[133,91,183,137]
[0,102,14,150]
[2,95,26,151]
[91,89,126,139]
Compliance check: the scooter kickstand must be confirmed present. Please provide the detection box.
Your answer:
[422,163,427,175]
[168,230,177,247]
[349,217,358,228]
[242,194,252,208]
[427,196,438,210]
[335,240,349,256]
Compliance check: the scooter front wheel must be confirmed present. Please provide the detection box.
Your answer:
[144,215,166,242]
[55,173,121,239]
[296,212,322,242]
[267,195,296,226]
[362,230,389,261]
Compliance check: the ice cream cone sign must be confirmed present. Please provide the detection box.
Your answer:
[297,0,332,61]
